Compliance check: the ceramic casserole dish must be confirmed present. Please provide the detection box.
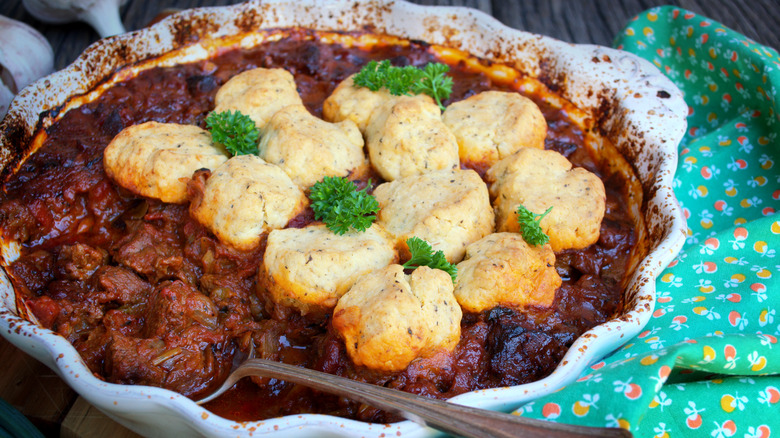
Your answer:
[0,0,687,436]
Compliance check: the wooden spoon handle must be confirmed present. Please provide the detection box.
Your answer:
[232,359,632,438]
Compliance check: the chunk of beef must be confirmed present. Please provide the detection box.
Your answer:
[28,284,104,343]
[297,42,321,76]
[449,320,492,393]
[100,280,236,397]
[201,273,258,334]
[74,326,111,373]
[92,265,150,305]
[0,199,35,243]
[556,275,619,330]
[113,222,195,284]
[25,295,61,328]
[184,231,264,332]
[100,109,126,138]
[7,250,54,296]
[105,327,234,397]
[102,307,144,335]
[488,324,560,386]
[486,307,565,386]
[186,74,218,95]
[142,280,220,338]
[105,333,165,388]
[56,242,108,281]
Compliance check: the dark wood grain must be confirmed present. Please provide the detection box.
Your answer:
[1,0,777,70]
[490,0,780,49]
[0,337,77,437]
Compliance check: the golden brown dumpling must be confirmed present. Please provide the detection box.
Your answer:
[487,147,605,252]
[103,121,228,204]
[333,265,461,372]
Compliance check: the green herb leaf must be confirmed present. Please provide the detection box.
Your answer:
[385,65,423,96]
[352,60,389,91]
[412,62,453,111]
[516,205,553,246]
[309,176,380,235]
[205,110,260,156]
[402,237,457,284]
[352,61,453,110]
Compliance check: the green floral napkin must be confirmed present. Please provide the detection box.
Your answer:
[517,6,780,437]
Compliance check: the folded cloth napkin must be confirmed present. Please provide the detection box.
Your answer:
[517,6,780,437]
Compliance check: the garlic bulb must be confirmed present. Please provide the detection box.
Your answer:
[22,0,129,38]
[0,82,14,120]
[0,15,54,118]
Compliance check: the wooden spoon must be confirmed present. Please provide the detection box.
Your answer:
[196,358,632,438]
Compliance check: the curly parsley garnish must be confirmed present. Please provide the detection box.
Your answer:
[309,177,379,235]
[402,237,457,284]
[352,60,453,111]
[516,205,553,246]
[205,110,260,156]
[411,63,454,111]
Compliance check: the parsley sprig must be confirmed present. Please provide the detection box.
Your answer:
[402,237,457,284]
[516,205,553,246]
[352,60,453,111]
[309,177,379,235]
[205,110,260,156]
[411,63,454,111]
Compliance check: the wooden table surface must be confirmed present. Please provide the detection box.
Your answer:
[0,1,777,437]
